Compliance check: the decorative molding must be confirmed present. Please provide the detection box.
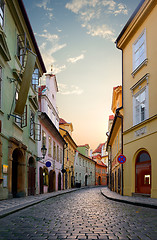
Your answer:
[130,73,149,95]
[131,58,148,77]
[135,126,146,137]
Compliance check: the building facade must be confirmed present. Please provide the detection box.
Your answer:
[75,145,95,187]
[0,0,46,199]
[106,86,123,194]
[59,119,77,189]
[116,0,157,198]
[37,74,66,194]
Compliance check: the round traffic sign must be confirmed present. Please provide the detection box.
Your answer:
[117,154,126,164]
[46,161,51,167]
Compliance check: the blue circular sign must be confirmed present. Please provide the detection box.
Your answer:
[46,161,51,167]
[117,154,126,164]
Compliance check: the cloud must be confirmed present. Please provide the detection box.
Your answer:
[65,0,128,40]
[36,30,67,73]
[86,24,114,40]
[36,0,53,20]
[67,54,84,63]
[58,83,83,95]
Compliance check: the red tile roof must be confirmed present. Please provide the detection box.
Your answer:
[109,115,114,120]
[38,85,46,96]
[93,143,105,154]
[59,118,67,124]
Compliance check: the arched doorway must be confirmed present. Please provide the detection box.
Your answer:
[85,175,88,186]
[58,172,61,190]
[39,167,43,194]
[49,170,56,192]
[28,157,36,196]
[135,151,151,194]
[12,148,25,197]
[98,176,101,185]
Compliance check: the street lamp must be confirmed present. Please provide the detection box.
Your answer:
[36,145,47,161]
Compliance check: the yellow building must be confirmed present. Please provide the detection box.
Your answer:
[106,86,123,194]
[59,118,77,189]
[116,0,157,198]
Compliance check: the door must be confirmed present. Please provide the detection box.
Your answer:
[39,167,43,194]
[28,157,35,195]
[135,151,151,194]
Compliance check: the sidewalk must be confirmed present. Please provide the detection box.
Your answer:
[0,188,79,218]
[101,187,157,209]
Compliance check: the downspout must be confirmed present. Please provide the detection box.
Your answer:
[115,45,124,196]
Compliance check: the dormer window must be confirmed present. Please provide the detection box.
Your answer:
[0,0,4,28]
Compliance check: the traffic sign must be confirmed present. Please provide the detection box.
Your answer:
[117,154,126,164]
[46,161,51,167]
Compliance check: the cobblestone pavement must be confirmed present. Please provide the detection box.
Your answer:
[0,187,157,240]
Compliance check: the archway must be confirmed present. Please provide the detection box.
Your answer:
[135,151,151,194]
[12,148,25,197]
[28,157,36,195]
[58,172,61,190]
[39,167,43,194]
[85,175,88,186]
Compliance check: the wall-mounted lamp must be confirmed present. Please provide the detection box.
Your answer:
[36,145,47,161]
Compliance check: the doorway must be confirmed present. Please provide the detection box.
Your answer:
[28,157,36,195]
[135,151,151,194]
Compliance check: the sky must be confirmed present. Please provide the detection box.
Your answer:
[23,0,141,151]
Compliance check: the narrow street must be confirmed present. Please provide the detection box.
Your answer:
[0,187,157,240]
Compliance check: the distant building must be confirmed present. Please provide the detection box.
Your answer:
[59,119,77,189]
[37,73,66,194]
[106,86,123,194]
[75,145,95,187]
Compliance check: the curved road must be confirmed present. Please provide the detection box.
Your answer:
[0,187,157,239]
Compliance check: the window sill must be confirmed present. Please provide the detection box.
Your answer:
[0,109,4,115]
[132,58,148,78]
[29,136,36,143]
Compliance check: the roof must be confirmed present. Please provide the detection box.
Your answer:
[109,115,114,120]
[59,118,67,124]
[115,0,145,46]
[38,85,46,96]
[93,143,105,154]
[77,144,90,148]
[18,0,46,73]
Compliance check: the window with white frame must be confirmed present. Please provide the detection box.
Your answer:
[133,29,146,71]
[0,0,4,28]
[32,68,39,92]
[133,87,148,125]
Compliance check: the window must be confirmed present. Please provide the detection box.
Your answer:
[133,29,146,71]
[0,67,2,108]
[42,130,46,146]
[0,0,4,27]
[60,148,63,163]
[53,141,56,159]
[32,68,39,91]
[48,136,52,156]
[30,110,41,140]
[133,87,148,125]
[30,111,35,138]
[57,145,59,162]
[17,35,25,67]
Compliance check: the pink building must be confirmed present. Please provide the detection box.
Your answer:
[37,73,66,194]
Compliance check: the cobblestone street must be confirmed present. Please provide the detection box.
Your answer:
[0,187,157,240]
